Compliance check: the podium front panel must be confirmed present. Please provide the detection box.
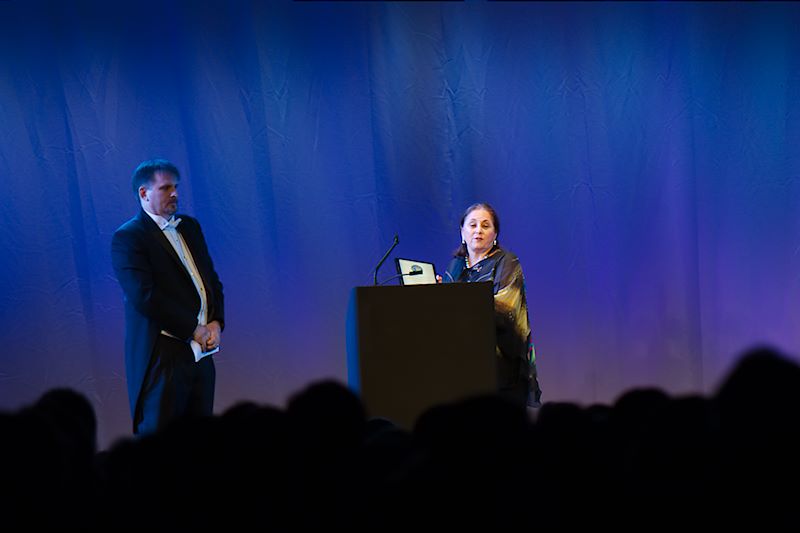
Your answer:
[346,282,497,428]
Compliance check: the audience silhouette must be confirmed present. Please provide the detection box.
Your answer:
[2,345,799,530]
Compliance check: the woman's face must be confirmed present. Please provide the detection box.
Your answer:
[461,208,497,257]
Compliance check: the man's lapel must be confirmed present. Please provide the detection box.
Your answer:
[137,209,192,281]
[177,219,215,307]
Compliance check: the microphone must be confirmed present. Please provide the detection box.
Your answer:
[373,234,399,286]
[378,265,423,286]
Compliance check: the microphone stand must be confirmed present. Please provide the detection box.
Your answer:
[373,234,399,285]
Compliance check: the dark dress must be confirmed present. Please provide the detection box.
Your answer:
[444,246,542,406]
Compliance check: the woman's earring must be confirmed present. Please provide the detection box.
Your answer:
[493,239,497,246]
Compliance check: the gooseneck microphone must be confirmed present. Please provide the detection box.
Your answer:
[378,265,423,286]
[373,234,400,285]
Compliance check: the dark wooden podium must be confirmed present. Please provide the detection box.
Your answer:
[346,282,497,428]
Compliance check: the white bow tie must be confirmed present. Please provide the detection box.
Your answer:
[163,217,182,230]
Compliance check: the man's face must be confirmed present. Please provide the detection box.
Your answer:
[140,170,179,219]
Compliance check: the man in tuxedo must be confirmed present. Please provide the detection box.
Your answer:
[112,159,224,435]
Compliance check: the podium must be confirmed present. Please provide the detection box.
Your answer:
[346,282,497,428]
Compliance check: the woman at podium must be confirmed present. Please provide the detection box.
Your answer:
[443,202,542,407]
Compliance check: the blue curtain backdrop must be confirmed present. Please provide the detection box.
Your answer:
[3,0,800,448]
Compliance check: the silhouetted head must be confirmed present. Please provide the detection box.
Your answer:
[287,380,367,455]
[33,388,97,456]
[715,345,800,428]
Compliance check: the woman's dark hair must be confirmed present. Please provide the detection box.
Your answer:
[454,202,500,257]
[131,159,180,196]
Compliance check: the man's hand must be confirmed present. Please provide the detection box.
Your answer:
[205,321,222,350]
[193,321,222,351]
[193,324,211,351]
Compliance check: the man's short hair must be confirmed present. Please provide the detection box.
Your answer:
[131,159,181,195]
